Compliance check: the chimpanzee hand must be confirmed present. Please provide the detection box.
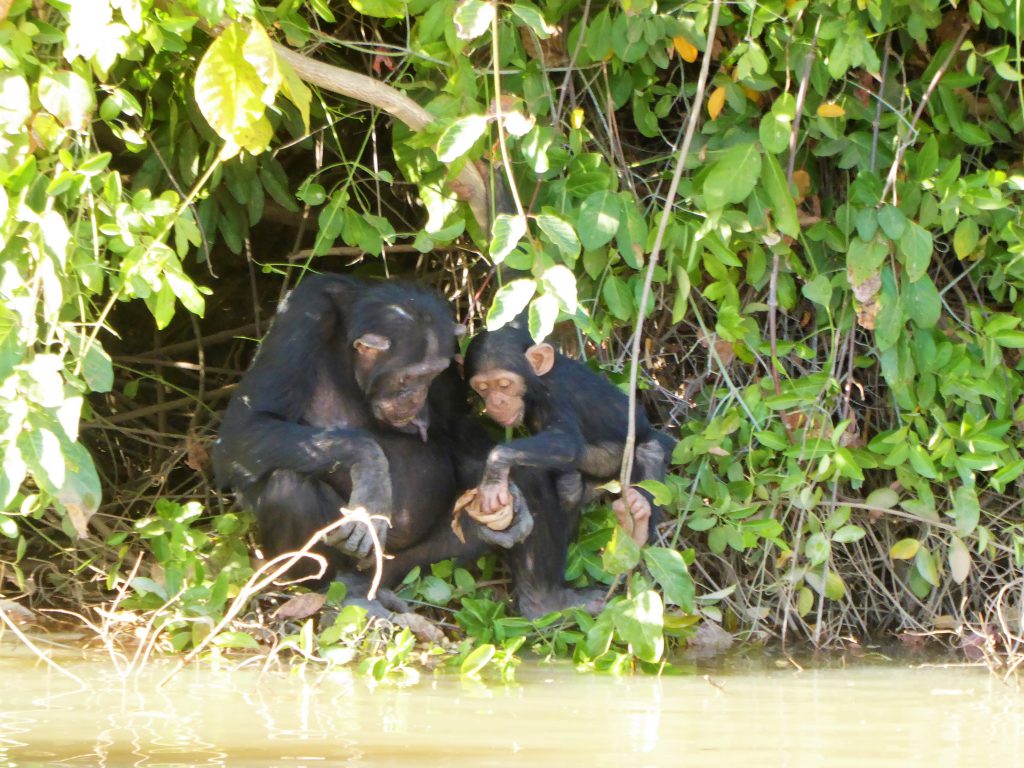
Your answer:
[612,487,652,547]
[476,482,533,549]
[478,479,512,517]
[324,505,391,558]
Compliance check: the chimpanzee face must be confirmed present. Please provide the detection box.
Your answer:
[469,370,528,427]
[352,324,459,436]
[468,342,555,428]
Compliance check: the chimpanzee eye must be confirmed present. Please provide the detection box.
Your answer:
[476,382,488,393]
[498,380,510,389]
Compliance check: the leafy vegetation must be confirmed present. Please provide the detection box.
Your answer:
[1,0,1024,678]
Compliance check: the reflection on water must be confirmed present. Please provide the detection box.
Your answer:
[0,640,1021,767]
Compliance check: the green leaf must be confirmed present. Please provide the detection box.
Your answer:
[487,279,536,329]
[349,0,407,18]
[601,274,633,320]
[460,643,496,675]
[421,575,453,604]
[611,590,664,663]
[510,2,555,38]
[213,631,260,649]
[38,70,95,132]
[194,24,270,155]
[802,275,832,308]
[602,524,642,576]
[846,236,888,285]
[914,546,940,587]
[877,204,907,240]
[890,538,920,560]
[642,547,695,612]
[535,213,580,258]
[528,294,559,342]
[759,111,791,154]
[948,536,971,584]
[540,265,578,313]
[824,571,846,600]
[805,532,831,566]
[899,221,933,282]
[903,276,941,328]
[832,525,866,544]
[489,213,527,263]
[436,114,489,163]
[866,487,899,509]
[703,142,761,209]
[578,191,622,250]
[761,152,799,237]
[953,218,980,259]
[453,0,495,41]
[952,485,980,537]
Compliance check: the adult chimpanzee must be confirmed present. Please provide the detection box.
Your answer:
[463,320,674,546]
[212,273,596,621]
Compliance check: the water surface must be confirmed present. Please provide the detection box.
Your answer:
[0,642,1020,767]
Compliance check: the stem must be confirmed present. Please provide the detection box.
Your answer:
[619,0,722,491]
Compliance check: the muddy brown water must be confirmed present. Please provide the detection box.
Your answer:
[0,642,1021,767]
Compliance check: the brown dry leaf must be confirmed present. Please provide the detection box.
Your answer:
[185,432,209,472]
[451,488,513,543]
[782,410,805,431]
[274,592,327,621]
[65,504,92,540]
[792,169,811,201]
[707,86,727,120]
[817,102,846,118]
[707,446,730,457]
[519,25,567,67]
[672,36,698,62]
[848,269,882,329]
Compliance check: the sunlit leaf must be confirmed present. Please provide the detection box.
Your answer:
[460,643,496,675]
[535,213,580,258]
[489,213,528,263]
[817,102,846,117]
[602,524,642,575]
[707,86,726,119]
[510,3,555,38]
[703,142,761,209]
[454,0,495,41]
[673,36,698,62]
[487,278,536,329]
[643,547,695,612]
[578,191,621,250]
[890,538,920,560]
[952,486,980,537]
[611,590,664,663]
[948,536,971,584]
[436,114,489,163]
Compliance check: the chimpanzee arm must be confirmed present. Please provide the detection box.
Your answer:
[217,415,393,557]
[479,425,585,490]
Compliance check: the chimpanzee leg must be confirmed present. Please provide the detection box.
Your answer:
[504,468,605,619]
[254,469,352,586]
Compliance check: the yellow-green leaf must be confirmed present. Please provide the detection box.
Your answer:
[890,537,920,560]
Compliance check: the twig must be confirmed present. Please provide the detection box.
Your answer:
[879,24,970,204]
[0,604,86,687]
[869,32,893,172]
[620,0,722,491]
[272,42,490,229]
[786,17,821,182]
[159,509,385,686]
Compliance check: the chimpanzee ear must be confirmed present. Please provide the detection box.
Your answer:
[353,333,391,356]
[525,343,555,376]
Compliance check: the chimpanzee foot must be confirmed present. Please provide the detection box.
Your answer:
[332,572,443,642]
[517,586,606,620]
[476,483,534,548]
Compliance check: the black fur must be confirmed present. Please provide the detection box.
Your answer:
[465,320,674,543]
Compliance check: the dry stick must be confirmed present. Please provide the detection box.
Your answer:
[271,43,490,230]
[619,0,722,494]
[869,32,893,173]
[0,604,86,687]
[879,23,970,204]
[159,510,385,686]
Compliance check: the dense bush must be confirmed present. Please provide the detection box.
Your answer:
[1,0,1023,673]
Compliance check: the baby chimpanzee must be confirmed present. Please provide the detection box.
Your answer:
[463,321,673,545]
